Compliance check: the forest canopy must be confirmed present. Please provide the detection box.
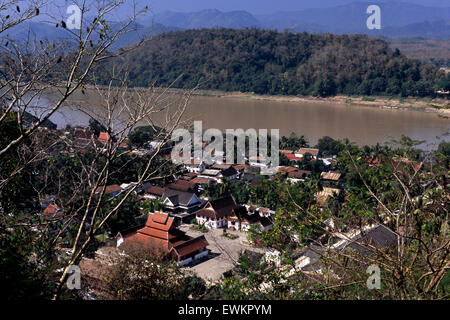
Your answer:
[103,28,448,97]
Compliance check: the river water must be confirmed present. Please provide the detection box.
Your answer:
[37,92,449,149]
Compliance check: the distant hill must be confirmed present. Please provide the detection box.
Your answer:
[377,20,450,39]
[153,9,260,29]
[99,28,447,97]
[0,20,178,50]
[146,2,450,39]
[256,2,450,34]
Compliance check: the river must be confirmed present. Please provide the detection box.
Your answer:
[36,92,449,150]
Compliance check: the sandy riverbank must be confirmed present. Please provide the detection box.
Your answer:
[218,92,450,115]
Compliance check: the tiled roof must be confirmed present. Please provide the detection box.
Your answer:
[145,186,165,197]
[285,154,303,161]
[195,195,238,219]
[277,166,299,173]
[42,204,62,219]
[233,164,247,171]
[98,132,110,144]
[288,170,312,179]
[74,128,94,139]
[162,188,196,206]
[320,171,341,181]
[344,225,398,255]
[211,163,232,170]
[166,180,195,193]
[190,177,214,185]
[121,212,180,252]
[95,184,122,195]
[297,148,319,156]
[170,235,209,258]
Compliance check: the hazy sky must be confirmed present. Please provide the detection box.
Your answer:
[26,0,450,23]
[147,0,449,14]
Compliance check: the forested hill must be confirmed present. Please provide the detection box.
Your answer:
[106,28,448,97]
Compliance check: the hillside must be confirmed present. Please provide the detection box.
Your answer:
[388,38,450,67]
[104,28,448,97]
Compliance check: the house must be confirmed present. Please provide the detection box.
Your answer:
[320,171,341,182]
[232,164,247,177]
[228,206,273,232]
[95,185,123,196]
[211,163,232,171]
[116,212,209,266]
[287,170,312,183]
[277,166,299,174]
[195,195,238,229]
[98,132,110,145]
[146,140,164,151]
[184,159,206,173]
[161,188,203,213]
[180,172,199,181]
[295,148,319,160]
[249,156,268,169]
[284,153,303,162]
[143,186,166,200]
[246,205,275,217]
[189,177,216,191]
[41,203,63,220]
[339,224,398,256]
[166,179,197,193]
[220,166,239,181]
[293,224,398,273]
[73,128,94,149]
[198,169,222,182]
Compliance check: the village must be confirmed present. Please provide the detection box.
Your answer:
[34,124,425,298]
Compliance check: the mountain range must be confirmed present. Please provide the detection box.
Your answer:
[149,2,450,38]
[2,1,449,46]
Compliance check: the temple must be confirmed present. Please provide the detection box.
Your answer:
[116,212,209,266]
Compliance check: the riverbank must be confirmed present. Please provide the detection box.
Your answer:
[136,86,449,115]
[215,92,450,115]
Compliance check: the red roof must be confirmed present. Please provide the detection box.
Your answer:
[95,184,122,195]
[277,166,299,173]
[98,132,110,144]
[120,212,208,259]
[42,204,62,218]
[166,179,195,192]
[285,154,302,161]
[170,236,209,258]
[297,148,319,157]
[145,186,165,197]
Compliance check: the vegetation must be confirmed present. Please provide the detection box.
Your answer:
[211,138,450,300]
[106,247,206,300]
[108,28,447,97]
